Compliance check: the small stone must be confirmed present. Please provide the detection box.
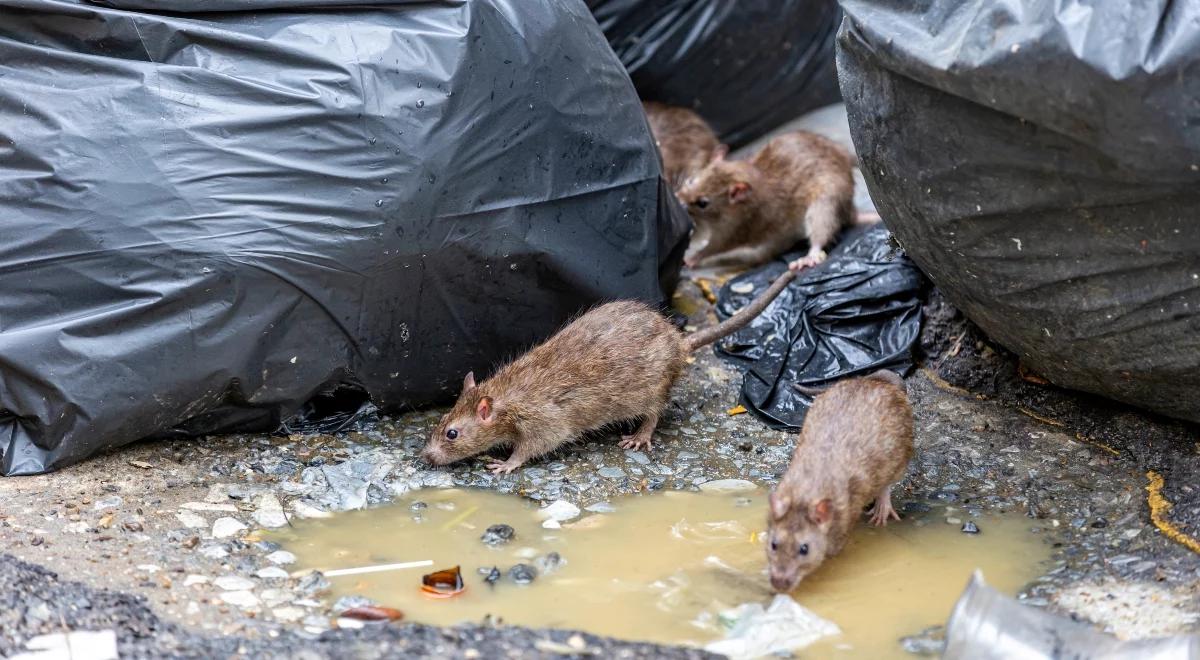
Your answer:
[272,606,305,622]
[598,467,626,480]
[254,540,281,553]
[731,281,755,294]
[483,567,501,585]
[537,500,581,523]
[332,595,375,611]
[1090,518,1108,529]
[509,564,537,584]
[335,618,366,630]
[212,517,248,539]
[199,544,229,559]
[214,575,256,591]
[625,451,651,465]
[266,550,296,565]
[961,521,980,534]
[253,494,288,529]
[541,519,561,529]
[256,567,290,579]
[298,571,331,597]
[183,575,209,587]
[176,512,207,529]
[535,552,565,575]
[585,502,615,513]
[698,479,757,493]
[946,517,962,525]
[93,495,123,511]
[481,524,515,546]
[292,501,333,519]
[410,501,428,511]
[128,460,153,469]
[218,590,260,609]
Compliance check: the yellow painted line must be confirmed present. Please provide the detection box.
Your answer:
[1146,470,1200,555]
[439,505,479,532]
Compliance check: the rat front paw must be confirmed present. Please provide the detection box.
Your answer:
[618,435,653,451]
[788,250,827,272]
[487,460,521,475]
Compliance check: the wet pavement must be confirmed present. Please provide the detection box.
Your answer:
[1,106,1198,656]
[1,274,1197,657]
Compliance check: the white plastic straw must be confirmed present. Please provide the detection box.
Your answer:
[322,559,434,577]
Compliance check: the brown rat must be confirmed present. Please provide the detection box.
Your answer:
[678,130,856,272]
[765,370,913,593]
[643,101,723,193]
[421,270,797,474]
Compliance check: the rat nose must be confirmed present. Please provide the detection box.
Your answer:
[770,573,795,593]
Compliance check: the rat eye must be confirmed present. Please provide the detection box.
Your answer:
[769,539,778,552]
[694,196,710,209]
[445,428,458,441]
[798,543,809,556]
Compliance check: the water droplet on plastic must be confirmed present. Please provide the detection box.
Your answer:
[375,199,384,207]
[369,137,377,145]
[381,177,389,184]
[416,81,423,88]
[509,263,517,271]
[416,100,425,108]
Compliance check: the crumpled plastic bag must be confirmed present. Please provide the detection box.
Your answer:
[714,224,924,429]
[705,594,840,659]
[945,571,1200,659]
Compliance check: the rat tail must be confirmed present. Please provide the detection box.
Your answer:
[684,269,797,352]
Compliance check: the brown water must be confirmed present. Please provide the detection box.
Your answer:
[271,488,1049,657]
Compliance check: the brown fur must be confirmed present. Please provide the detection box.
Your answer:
[643,101,722,193]
[765,371,914,592]
[678,130,855,270]
[422,271,798,473]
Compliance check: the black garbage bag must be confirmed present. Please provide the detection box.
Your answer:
[713,225,924,430]
[0,0,689,475]
[839,0,1200,423]
[588,0,843,148]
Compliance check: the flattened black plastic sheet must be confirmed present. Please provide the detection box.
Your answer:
[713,225,923,430]
[587,0,842,148]
[839,0,1200,423]
[0,0,690,475]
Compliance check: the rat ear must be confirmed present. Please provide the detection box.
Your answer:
[769,491,790,520]
[729,181,751,202]
[808,498,833,526]
[462,371,476,393]
[711,144,728,162]
[476,396,494,423]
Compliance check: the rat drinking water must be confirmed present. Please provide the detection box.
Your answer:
[765,370,913,593]
[421,271,797,474]
[678,130,856,272]
[643,101,722,194]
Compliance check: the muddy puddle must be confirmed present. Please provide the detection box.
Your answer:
[271,488,1050,657]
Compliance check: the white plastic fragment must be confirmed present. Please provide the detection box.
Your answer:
[705,594,840,659]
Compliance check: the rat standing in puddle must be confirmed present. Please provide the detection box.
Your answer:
[679,130,858,272]
[422,271,798,474]
[765,370,913,592]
